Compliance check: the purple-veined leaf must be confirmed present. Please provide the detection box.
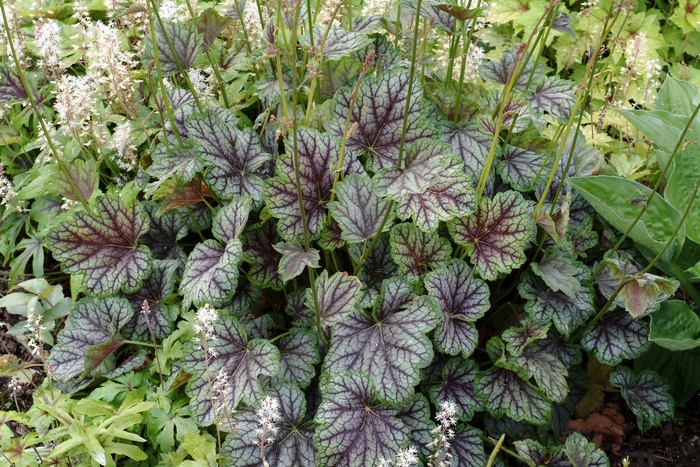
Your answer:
[354,35,404,72]
[143,19,202,74]
[531,249,583,299]
[327,68,435,171]
[328,174,394,243]
[301,24,370,59]
[396,394,436,457]
[47,195,152,296]
[443,122,492,190]
[273,242,321,282]
[154,177,214,213]
[51,159,99,202]
[162,88,197,140]
[242,221,284,290]
[270,327,320,388]
[402,0,455,32]
[182,315,280,426]
[319,57,363,99]
[0,65,29,102]
[449,190,534,280]
[479,49,544,91]
[532,335,583,369]
[581,311,650,366]
[548,432,610,467]
[187,109,270,202]
[221,384,316,466]
[264,128,345,240]
[325,278,440,404]
[195,7,233,49]
[514,439,548,465]
[425,259,490,358]
[122,259,179,341]
[212,196,251,243]
[451,425,488,467]
[179,239,243,309]
[482,413,535,439]
[241,314,274,341]
[497,145,547,192]
[502,319,550,357]
[47,297,133,382]
[318,218,346,251]
[349,234,397,307]
[306,270,362,326]
[145,142,202,197]
[374,138,451,198]
[529,76,576,123]
[481,92,532,133]
[315,373,409,467]
[519,271,596,337]
[610,367,674,431]
[429,358,482,421]
[511,348,569,403]
[389,223,452,279]
[139,201,188,263]
[605,257,679,318]
[395,154,477,232]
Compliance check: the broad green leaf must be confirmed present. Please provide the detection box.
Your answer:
[519,271,595,337]
[665,146,700,243]
[511,348,569,403]
[528,76,576,123]
[315,373,408,467]
[429,358,482,421]
[449,190,534,280]
[179,239,242,309]
[581,311,650,365]
[609,367,674,431]
[571,176,685,265]
[618,109,690,153]
[474,366,552,425]
[47,297,133,382]
[47,195,152,296]
[265,128,346,240]
[649,300,700,351]
[221,384,316,466]
[425,259,490,358]
[497,145,547,192]
[274,242,321,282]
[531,250,582,299]
[325,279,440,404]
[270,328,320,388]
[390,223,451,278]
[306,270,362,326]
[182,315,280,426]
[328,68,435,171]
[655,76,698,116]
[187,109,270,202]
[143,19,203,74]
[329,174,393,243]
[242,220,284,290]
[212,196,251,243]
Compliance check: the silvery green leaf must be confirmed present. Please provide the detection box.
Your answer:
[479,49,545,91]
[429,358,481,421]
[531,249,582,299]
[242,221,284,290]
[443,122,492,190]
[390,223,452,279]
[273,242,321,282]
[180,239,242,309]
[329,174,394,243]
[552,12,576,37]
[212,196,251,243]
[301,25,370,59]
[349,234,397,307]
[528,76,577,123]
[502,319,551,357]
[511,348,569,403]
[610,367,674,431]
[145,142,202,197]
[396,394,435,457]
[451,426,488,467]
[271,328,320,388]
[581,311,650,366]
[497,145,547,192]
[306,270,362,326]
[143,19,203,75]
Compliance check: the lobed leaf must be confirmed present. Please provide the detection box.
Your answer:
[270,328,320,388]
[179,239,243,309]
[581,311,650,366]
[609,367,674,432]
[328,174,393,243]
[389,223,452,279]
[143,19,203,74]
[429,358,482,421]
[242,221,285,290]
[274,242,321,282]
[306,270,362,326]
[212,196,251,244]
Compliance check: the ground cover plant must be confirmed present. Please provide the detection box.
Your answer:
[1,0,700,465]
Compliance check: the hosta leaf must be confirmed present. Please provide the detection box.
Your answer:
[47,195,152,296]
[450,425,488,467]
[389,223,452,278]
[302,24,370,59]
[212,197,251,243]
[143,19,203,74]
[328,68,435,171]
[581,311,650,366]
[425,259,490,358]
[449,191,534,280]
[374,139,451,198]
[531,249,582,299]
[187,110,270,202]
[271,328,320,388]
[221,384,316,466]
[274,242,321,282]
[519,271,595,337]
[429,358,481,421]
[179,239,243,309]
[182,315,280,426]
[48,297,133,382]
[306,270,362,326]
[328,174,393,243]
[242,221,284,290]
[389,147,477,231]
[511,348,569,403]
[264,128,347,240]
[474,366,552,424]
[497,145,547,192]
[609,367,674,431]
[123,260,179,341]
[528,76,576,122]
[315,373,408,467]
[502,319,550,357]
[325,279,440,404]
[396,394,435,457]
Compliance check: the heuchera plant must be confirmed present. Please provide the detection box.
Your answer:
[2,0,697,465]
